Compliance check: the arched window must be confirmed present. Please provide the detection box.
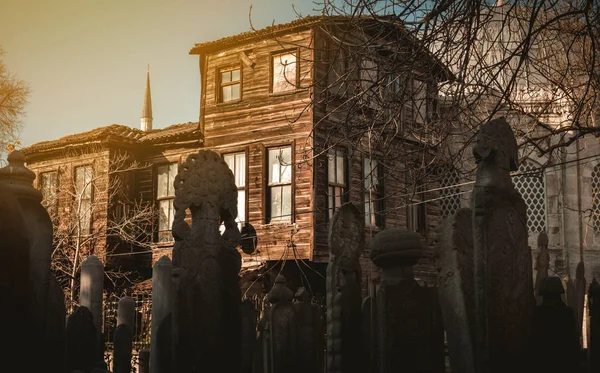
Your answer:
[513,159,546,233]
[440,168,461,219]
[591,164,600,233]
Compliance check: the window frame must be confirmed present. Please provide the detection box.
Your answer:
[217,65,242,104]
[223,149,249,228]
[363,155,384,228]
[270,49,300,94]
[327,148,348,221]
[155,161,178,243]
[73,164,94,236]
[406,180,427,236]
[265,144,295,223]
[40,170,59,217]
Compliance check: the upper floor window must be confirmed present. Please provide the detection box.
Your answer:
[74,165,93,235]
[219,67,241,102]
[328,149,347,220]
[40,171,58,218]
[592,164,600,233]
[157,163,178,242]
[267,146,292,222]
[272,51,297,93]
[407,181,427,235]
[513,159,546,233]
[224,152,246,229]
[413,79,427,124]
[364,156,383,228]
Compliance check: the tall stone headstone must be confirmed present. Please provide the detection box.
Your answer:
[117,295,135,331]
[66,306,97,373]
[534,232,550,304]
[293,287,324,373]
[171,150,242,372]
[240,298,257,373]
[80,254,105,367]
[361,296,378,373]
[0,150,66,371]
[588,278,600,372]
[530,276,579,373]
[371,228,445,373]
[151,256,173,373]
[113,295,135,373]
[264,275,298,373]
[139,349,150,373]
[435,208,476,373]
[327,202,364,373]
[574,261,586,340]
[471,117,535,373]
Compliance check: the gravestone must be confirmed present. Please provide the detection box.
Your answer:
[80,254,105,366]
[264,275,298,373]
[117,295,135,331]
[534,232,550,304]
[151,256,173,373]
[139,349,150,373]
[240,298,257,373]
[361,295,378,373]
[530,276,579,373]
[471,117,534,372]
[0,150,66,371]
[113,324,133,373]
[327,202,364,373]
[66,306,97,373]
[574,261,586,340]
[435,208,476,373]
[171,150,242,372]
[293,287,324,373]
[371,228,445,373]
[588,278,600,372]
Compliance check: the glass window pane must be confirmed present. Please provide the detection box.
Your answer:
[365,195,372,226]
[235,153,246,187]
[335,186,342,208]
[328,150,335,183]
[224,154,235,172]
[231,69,240,81]
[222,85,231,102]
[270,186,282,219]
[336,152,345,185]
[157,165,169,198]
[159,199,170,231]
[221,71,231,83]
[273,53,297,92]
[80,199,92,234]
[363,158,371,190]
[168,163,178,195]
[328,186,334,220]
[238,189,245,223]
[269,149,280,184]
[280,147,292,183]
[282,185,292,220]
[231,83,240,100]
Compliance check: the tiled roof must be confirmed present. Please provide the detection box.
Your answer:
[22,122,200,156]
[189,15,409,54]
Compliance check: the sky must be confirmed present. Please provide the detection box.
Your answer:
[0,0,317,148]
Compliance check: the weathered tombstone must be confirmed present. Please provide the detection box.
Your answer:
[293,287,324,373]
[574,261,586,341]
[589,278,600,372]
[80,254,105,366]
[371,228,445,373]
[435,208,476,373]
[113,295,135,373]
[327,202,364,373]
[113,324,133,373]
[151,256,173,373]
[171,150,242,372]
[0,150,66,371]
[263,275,298,373]
[530,276,580,373]
[139,349,150,373]
[361,296,378,373]
[471,117,535,372]
[66,306,97,373]
[241,298,257,373]
[534,231,550,304]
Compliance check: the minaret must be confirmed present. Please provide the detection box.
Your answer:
[141,63,153,131]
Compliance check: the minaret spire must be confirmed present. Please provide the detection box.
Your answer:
[141,63,153,131]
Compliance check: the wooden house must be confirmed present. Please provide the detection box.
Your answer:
[22,16,452,295]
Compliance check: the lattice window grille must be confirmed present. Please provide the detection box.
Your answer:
[513,159,546,233]
[440,168,461,219]
[591,164,600,233]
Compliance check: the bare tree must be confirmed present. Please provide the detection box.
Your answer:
[42,147,156,310]
[0,47,29,157]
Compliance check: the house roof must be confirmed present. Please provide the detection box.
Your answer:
[189,15,453,80]
[21,122,200,158]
